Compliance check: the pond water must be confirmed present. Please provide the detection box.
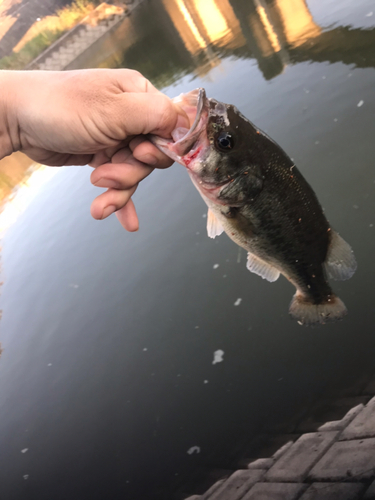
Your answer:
[0,0,375,499]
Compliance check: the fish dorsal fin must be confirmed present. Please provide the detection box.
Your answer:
[247,253,280,282]
[207,209,224,239]
[324,230,357,281]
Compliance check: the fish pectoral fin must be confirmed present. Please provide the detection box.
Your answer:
[207,209,224,239]
[324,230,357,281]
[246,253,280,282]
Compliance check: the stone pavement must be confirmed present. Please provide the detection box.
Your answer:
[26,2,135,71]
[183,388,375,500]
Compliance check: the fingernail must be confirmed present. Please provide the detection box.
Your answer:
[140,154,158,166]
[94,178,121,189]
[102,205,116,219]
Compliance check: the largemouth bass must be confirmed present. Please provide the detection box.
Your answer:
[151,89,357,325]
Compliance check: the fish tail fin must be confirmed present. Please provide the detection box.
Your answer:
[289,292,347,326]
[324,230,357,280]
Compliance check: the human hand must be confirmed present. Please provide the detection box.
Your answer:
[0,69,188,230]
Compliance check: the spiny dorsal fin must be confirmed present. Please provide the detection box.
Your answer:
[247,253,280,282]
[207,208,224,239]
[324,230,357,281]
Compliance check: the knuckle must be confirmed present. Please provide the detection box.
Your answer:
[155,96,174,132]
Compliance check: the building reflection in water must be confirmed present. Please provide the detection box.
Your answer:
[159,0,321,79]
[68,0,375,83]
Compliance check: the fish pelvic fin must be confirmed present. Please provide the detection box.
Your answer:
[289,292,347,326]
[247,253,280,282]
[207,209,224,239]
[324,230,357,281]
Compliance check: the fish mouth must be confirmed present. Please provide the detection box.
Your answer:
[150,88,231,204]
[150,88,208,164]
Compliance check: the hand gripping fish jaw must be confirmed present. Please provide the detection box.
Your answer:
[150,88,208,163]
[151,89,357,326]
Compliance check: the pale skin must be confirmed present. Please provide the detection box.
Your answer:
[0,69,189,231]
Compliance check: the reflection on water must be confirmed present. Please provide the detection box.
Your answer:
[0,164,59,236]
[0,1,375,500]
[65,0,375,82]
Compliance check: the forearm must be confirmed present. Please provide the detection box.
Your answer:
[0,70,21,159]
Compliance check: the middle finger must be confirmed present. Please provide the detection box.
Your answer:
[90,149,154,190]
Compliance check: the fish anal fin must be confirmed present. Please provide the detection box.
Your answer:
[324,230,357,281]
[246,253,280,282]
[207,209,224,239]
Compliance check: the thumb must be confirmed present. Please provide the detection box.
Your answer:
[114,92,189,138]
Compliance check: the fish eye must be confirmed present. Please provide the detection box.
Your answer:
[215,132,234,152]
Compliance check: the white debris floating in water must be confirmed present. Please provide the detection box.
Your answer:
[357,100,364,107]
[204,380,209,384]
[213,264,219,269]
[23,475,29,480]
[187,446,201,455]
[234,298,242,306]
[366,11,373,17]
[21,448,28,454]
[212,349,224,365]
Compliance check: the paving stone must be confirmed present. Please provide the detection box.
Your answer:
[266,431,338,482]
[206,469,265,500]
[242,482,307,500]
[318,404,364,432]
[272,440,295,460]
[202,479,225,500]
[363,479,375,499]
[341,396,375,440]
[245,434,299,462]
[245,458,275,470]
[297,398,369,433]
[309,437,375,481]
[300,482,364,500]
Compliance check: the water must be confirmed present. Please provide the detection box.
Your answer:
[0,1,375,498]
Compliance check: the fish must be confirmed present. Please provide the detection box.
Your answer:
[150,89,357,325]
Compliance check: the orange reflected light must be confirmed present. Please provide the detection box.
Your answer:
[175,0,206,50]
[256,4,281,53]
[274,0,321,46]
[0,165,59,236]
[193,0,228,44]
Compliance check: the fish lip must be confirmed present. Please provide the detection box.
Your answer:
[149,88,207,161]
[191,174,229,191]
[181,88,206,150]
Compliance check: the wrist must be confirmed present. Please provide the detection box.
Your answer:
[0,71,21,159]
